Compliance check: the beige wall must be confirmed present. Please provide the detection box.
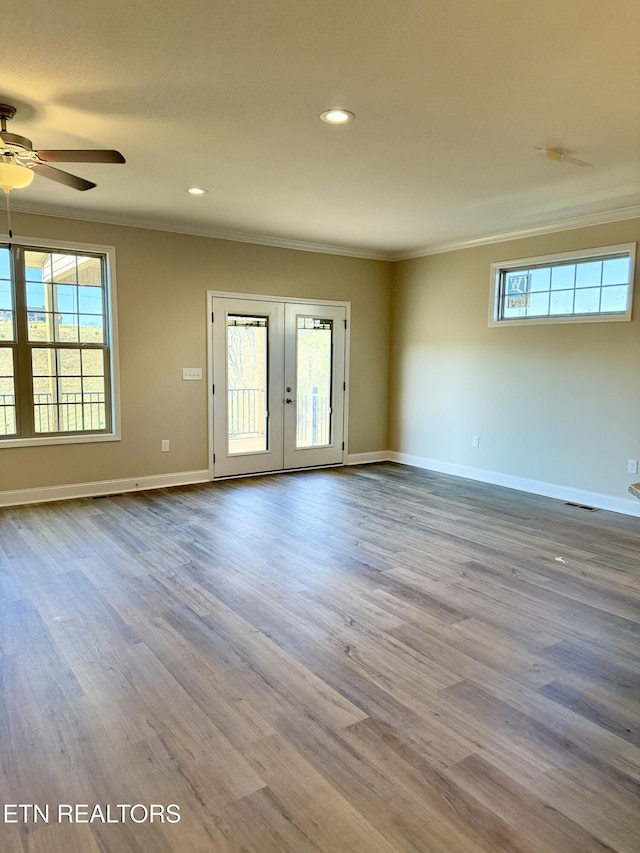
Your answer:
[4,210,639,505]
[389,218,640,501]
[1,212,392,492]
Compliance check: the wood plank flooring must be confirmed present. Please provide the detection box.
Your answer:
[0,462,639,852]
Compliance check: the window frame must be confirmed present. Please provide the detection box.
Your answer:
[0,236,120,448]
[488,243,636,327]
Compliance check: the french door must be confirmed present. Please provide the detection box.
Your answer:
[211,295,347,478]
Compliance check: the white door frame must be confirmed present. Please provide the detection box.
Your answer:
[207,290,351,480]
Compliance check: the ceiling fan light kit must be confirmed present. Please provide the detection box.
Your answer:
[0,159,35,193]
[0,103,125,193]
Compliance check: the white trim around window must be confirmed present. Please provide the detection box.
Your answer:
[488,243,636,327]
[0,235,120,448]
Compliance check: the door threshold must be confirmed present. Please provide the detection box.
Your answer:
[212,462,344,481]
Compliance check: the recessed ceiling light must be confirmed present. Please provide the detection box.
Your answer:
[187,186,207,195]
[320,109,355,125]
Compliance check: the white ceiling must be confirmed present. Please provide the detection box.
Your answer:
[3,0,640,259]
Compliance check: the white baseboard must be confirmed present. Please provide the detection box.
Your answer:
[388,451,640,518]
[0,470,211,509]
[3,454,638,518]
[345,451,390,466]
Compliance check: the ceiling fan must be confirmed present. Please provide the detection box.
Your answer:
[0,103,125,192]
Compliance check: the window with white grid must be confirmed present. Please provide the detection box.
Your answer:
[489,244,635,326]
[0,240,119,445]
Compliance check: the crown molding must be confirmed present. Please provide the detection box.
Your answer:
[391,205,640,261]
[9,200,639,264]
[9,201,391,261]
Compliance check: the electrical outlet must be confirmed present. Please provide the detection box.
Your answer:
[162,439,170,452]
[628,459,638,474]
[472,435,480,448]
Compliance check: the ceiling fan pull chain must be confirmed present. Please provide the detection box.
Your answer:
[4,189,13,239]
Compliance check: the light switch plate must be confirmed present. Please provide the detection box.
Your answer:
[182,367,203,380]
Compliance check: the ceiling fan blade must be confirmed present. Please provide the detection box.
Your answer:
[31,162,96,191]
[36,149,125,164]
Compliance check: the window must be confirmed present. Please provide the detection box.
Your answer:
[0,240,119,445]
[489,243,635,326]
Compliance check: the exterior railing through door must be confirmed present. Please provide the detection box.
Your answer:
[228,387,330,446]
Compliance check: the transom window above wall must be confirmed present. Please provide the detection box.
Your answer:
[0,239,119,447]
[489,243,636,326]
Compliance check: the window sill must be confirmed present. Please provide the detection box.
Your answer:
[0,432,121,449]
[488,312,631,328]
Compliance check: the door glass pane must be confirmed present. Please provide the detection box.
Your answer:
[227,315,268,454]
[296,317,332,448]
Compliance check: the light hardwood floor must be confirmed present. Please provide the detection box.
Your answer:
[1,462,639,852]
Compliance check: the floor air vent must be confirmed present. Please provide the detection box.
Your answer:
[564,502,599,511]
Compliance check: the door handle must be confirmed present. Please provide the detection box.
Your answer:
[285,398,296,404]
